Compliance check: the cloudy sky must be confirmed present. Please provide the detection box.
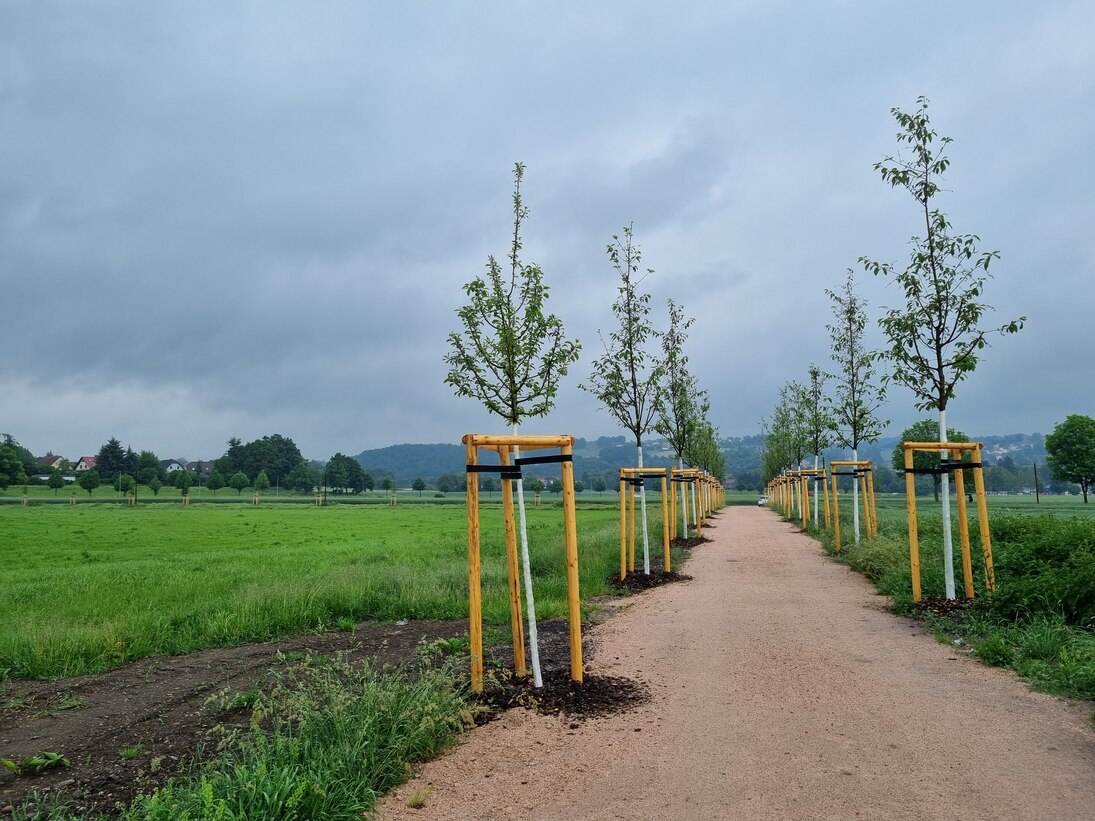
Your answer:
[2,2,1092,463]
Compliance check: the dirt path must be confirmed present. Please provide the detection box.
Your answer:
[379,507,1095,821]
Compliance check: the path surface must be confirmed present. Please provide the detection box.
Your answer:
[379,506,1095,821]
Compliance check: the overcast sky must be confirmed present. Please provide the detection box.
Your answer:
[2,2,1092,463]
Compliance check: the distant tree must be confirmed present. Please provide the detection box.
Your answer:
[148,476,163,496]
[48,468,65,495]
[325,454,353,493]
[284,462,318,494]
[435,473,458,494]
[114,474,136,494]
[1,434,37,479]
[77,469,101,496]
[136,450,161,485]
[2,464,27,491]
[412,477,427,495]
[359,470,375,493]
[480,477,499,496]
[592,476,607,494]
[574,480,585,494]
[381,476,395,492]
[547,478,562,494]
[529,477,545,493]
[206,471,225,495]
[826,270,887,543]
[95,437,127,481]
[175,470,194,496]
[1046,415,1095,503]
[582,223,663,575]
[254,470,270,495]
[228,471,250,495]
[891,419,971,501]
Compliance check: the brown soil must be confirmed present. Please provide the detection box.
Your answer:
[378,507,1095,821]
[0,619,468,816]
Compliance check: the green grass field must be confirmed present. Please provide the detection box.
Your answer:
[0,500,683,679]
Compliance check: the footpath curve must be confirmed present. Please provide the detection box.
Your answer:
[379,506,1095,821]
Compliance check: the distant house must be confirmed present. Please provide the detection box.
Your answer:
[160,459,185,473]
[36,453,66,470]
[74,456,97,472]
[186,461,213,477]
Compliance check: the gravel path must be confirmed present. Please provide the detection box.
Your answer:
[378,507,1095,821]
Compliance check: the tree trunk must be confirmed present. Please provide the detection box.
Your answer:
[939,409,956,600]
[852,447,861,544]
[637,443,651,575]
[512,423,543,688]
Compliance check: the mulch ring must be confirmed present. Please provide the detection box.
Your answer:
[914,597,973,617]
[473,668,649,722]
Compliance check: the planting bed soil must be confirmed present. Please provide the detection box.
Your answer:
[0,619,470,816]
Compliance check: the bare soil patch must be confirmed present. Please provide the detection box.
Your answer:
[0,619,467,816]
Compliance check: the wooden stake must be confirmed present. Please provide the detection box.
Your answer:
[499,447,526,677]
[560,442,583,683]
[904,446,922,602]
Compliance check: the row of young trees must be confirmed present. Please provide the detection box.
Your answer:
[763,97,1025,600]
[444,163,722,686]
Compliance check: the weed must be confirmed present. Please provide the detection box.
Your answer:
[408,784,435,808]
[120,745,141,760]
[2,751,70,776]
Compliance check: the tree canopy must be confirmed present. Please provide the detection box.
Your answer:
[1046,415,1095,503]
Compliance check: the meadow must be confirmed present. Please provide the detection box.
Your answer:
[0,497,682,680]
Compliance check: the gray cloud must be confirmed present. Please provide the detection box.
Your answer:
[2,1,1092,461]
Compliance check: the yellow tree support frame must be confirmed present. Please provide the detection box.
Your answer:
[829,460,877,553]
[464,433,582,693]
[902,441,995,603]
[618,467,671,579]
[791,468,829,529]
[673,468,705,538]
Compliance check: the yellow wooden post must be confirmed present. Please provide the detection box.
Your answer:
[465,440,484,692]
[903,446,922,603]
[972,445,996,595]
[867,466,879,535]
[954,466,975,600]
[669,468,677,541]
[499,447,526,677]
[831,472,842,554]
[618,476,627,580]
[822,470,831,528]
[560,441,583,683]
[661,475,671,573]
[858,471,869,538]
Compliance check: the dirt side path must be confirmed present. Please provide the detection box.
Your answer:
[379,507,1095,821]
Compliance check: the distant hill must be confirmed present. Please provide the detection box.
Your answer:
[354,432,1048,491]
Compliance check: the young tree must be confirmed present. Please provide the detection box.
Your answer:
[284,462,317,494]
[592,476,607,494]
[655,299,708,538]
[790,366,835,523]
[583,224,663,574]
[229,471,250,495]
[77,469,101,496]
[574,480,585,494]
[1046,415,1095,503]
[148,476,163,496]
[114,474,136,494]
[412,477,427,495]
[254,470,270,495]
[175,471,194,496]
[206,470,225,495]
[48,468,65,495]
[826,270,887,544]
[136,450,162,485]
[862,97,1024,597]
[444,162,581,688]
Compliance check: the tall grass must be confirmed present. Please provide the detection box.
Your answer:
[1,503,641,679]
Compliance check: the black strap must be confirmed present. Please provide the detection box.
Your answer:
[905,459,981,476]
[466,464,522,478]
[515,454,573,467]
